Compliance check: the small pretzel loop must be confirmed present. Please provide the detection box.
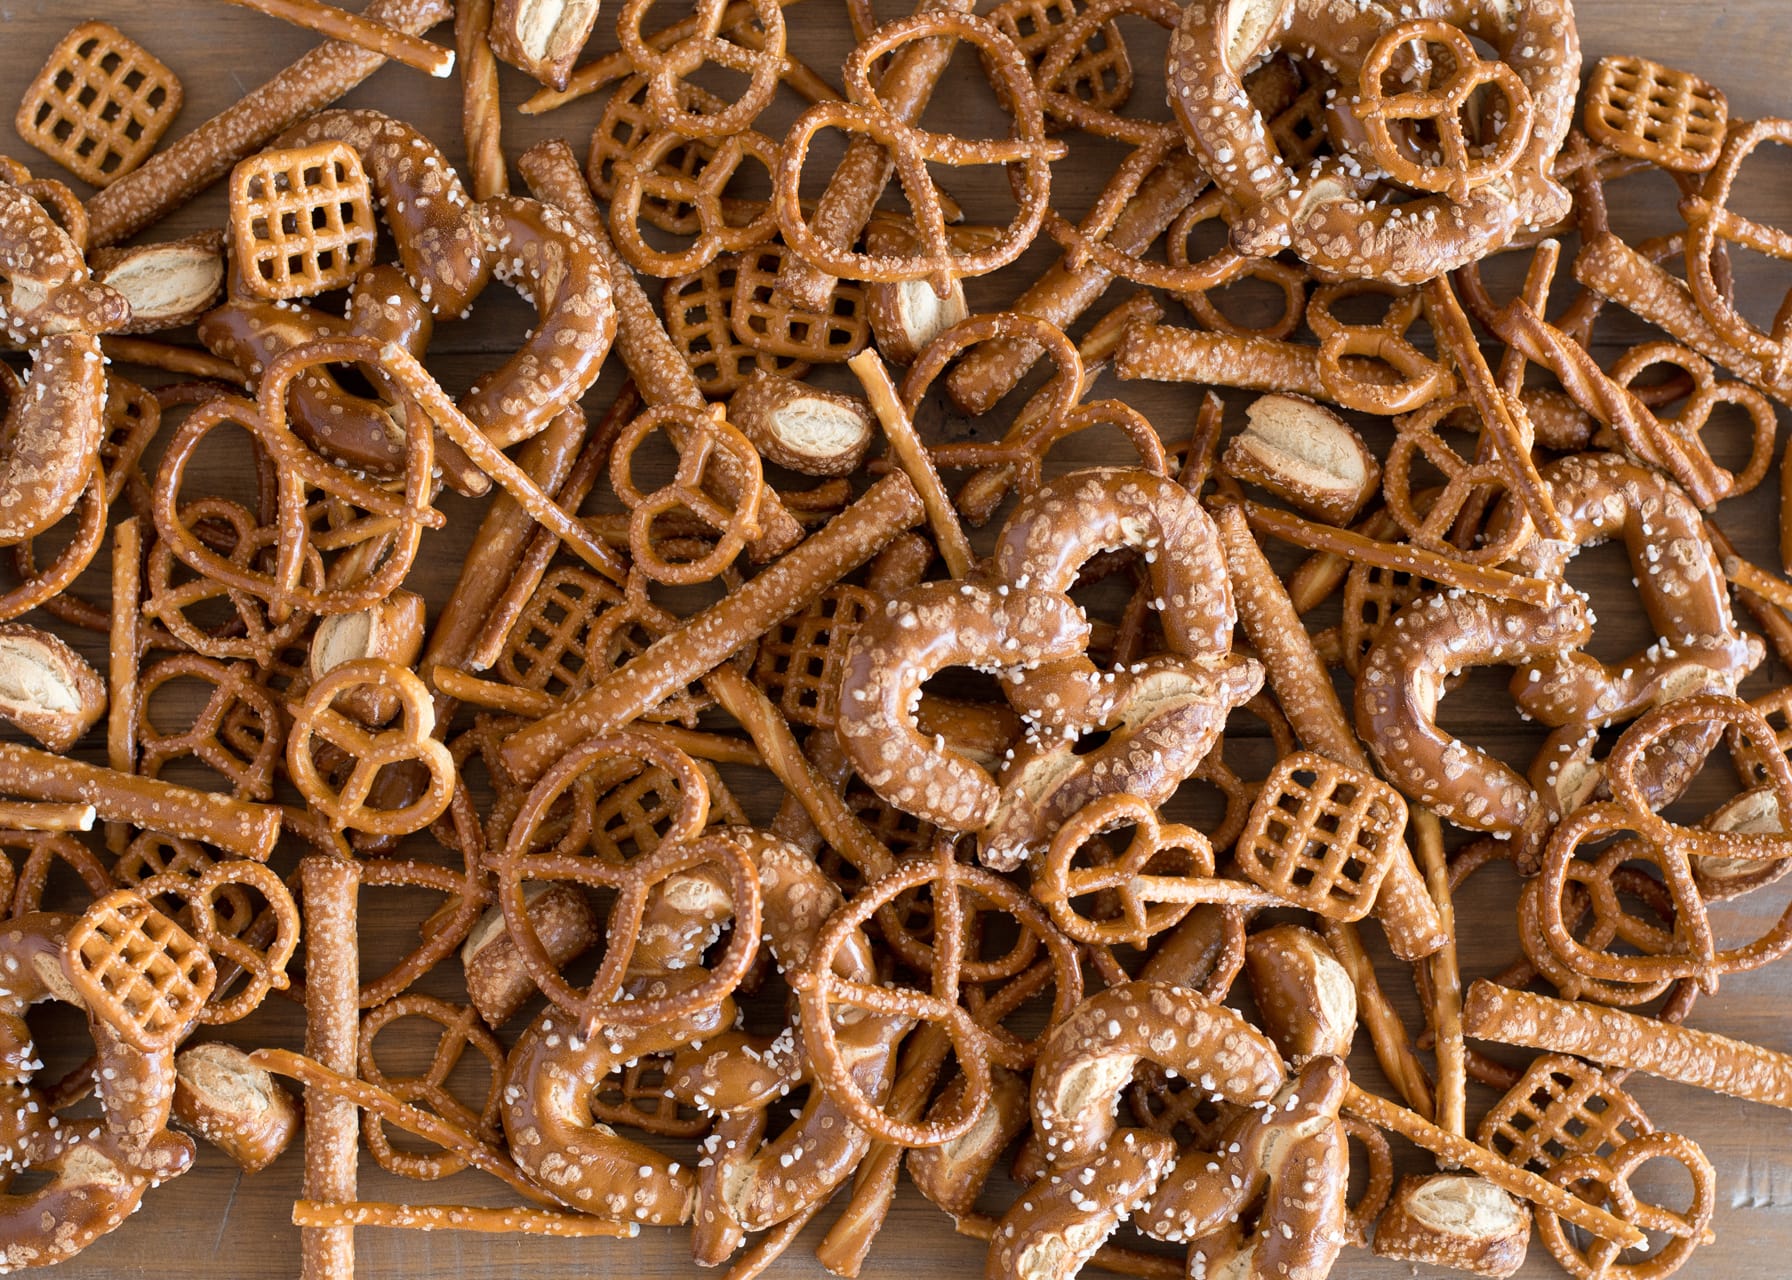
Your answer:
[612,403,765,586]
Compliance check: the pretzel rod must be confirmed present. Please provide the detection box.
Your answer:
[454,0,508,198]
[953,1213,1183,1280]
[468,393,632,671]
[0,801,95,832]
[107,515,142,855]
[1705,520,1792,669]
[100,337,245,384]
[0,742,279,860]
[1242,501,1561,608]
[1463,980,1792,1112]
[704,664,896,880]
[1720,552,1792,614]
[85,0,453,246]
[948,152,1206,413]
[517,140,804,560]
[1116,325,1331,398]
[1341,1083,1645,1248]
[501,471,925,783]
[380,345,627,584]
[298,857,359,1280]
[218,0,455,76]
[1412,808,1465,1138]
[292,1202,636,1237]
[419,408,587,709]
[1576,231,1792,406]
[254,1049,564,1206]
[850,348,973,577]
[774,0,975,311]
[1425,275,1567,541]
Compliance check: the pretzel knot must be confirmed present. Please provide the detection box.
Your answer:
[611,402,765,586]
[1354,20,1535,205]
[776,12,1067,297]
[1682,119,1792,378]
[617,0,787,140]
[358,995,506,1181]
[286,658,456,836]
[1536,1132,1715,1280]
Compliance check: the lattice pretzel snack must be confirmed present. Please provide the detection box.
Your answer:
[227,140,377,300]
[65,887,218,1053]
[16,22,184,187]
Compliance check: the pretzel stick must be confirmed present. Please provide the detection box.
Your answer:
[953,1214,1182,1280]
[298,856,359,1280]
[0,801,95,832]
[850,348,972,577]
[1425,274,1566,540]
[1341,1084,1646,1248]
[1242,501,1561,607]
[86,0,453,246]
[381,345,627,583]
[107,515,142,855]
[100,337,245,384]
[454,0,508,198]
[774,0,975,311]
[468,391,634,671]
[501,471,925,782]
[1411,807,1465,1138]
[1706,521,1792,669]
[1718,551,1792,614]
[255,1049,567,1206]
[517,140,803,560]
[293,1202,636,1237]
[1463,980,1792,1112]
[704,664,895,880]
[218,0,455,75]
[1116,326,1332,399]
[0,742,279,860]
[949,151,1205,412]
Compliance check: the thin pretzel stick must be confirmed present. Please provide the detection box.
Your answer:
[1242,501,1561,608]
[218,0,455,75]
[1177,390,1226,495]
[500,471,925,783]
[468,390,634,671]
[0,801,95,832]
[1321,920,1436,1120]
[704,664,895,880]
[1424,275,1567,541]
[850,348,973,577]
[1706,521,1792,669]
[430,668,765,767]
[0,742,279,860]
[1463,980,1792,1112]
[292,1202,636,1237]
[1719,550,1792,614]
[1116,326,1331,399]
[100,337,245,384]
[381,345,627,584]
[255,1049,565,1206]
[723,1196,826,1280]
[517,140,804,560]
[1341,1083,1647,1248]
[107,516,142,855]
[86,0,453,246]
[1411,807,1465,1138]
[299,856,359,1280]
[454,0,508,198]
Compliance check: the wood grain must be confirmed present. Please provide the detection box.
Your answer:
[0,2,1789,1277]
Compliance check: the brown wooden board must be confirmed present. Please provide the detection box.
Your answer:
[0,0,1790,1276]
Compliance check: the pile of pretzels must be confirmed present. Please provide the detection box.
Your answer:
[0,0,1790,1277]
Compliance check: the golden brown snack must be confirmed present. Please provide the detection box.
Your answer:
[1222,393,1380,526]
[1243,924,1356,1065]
[172,1041,302,1174]
[0,622,106,752]
[15,22,184,187]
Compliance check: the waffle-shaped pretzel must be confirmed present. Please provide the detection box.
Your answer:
[662,256,809,395]
[1235,751,1406,922]
[730,244,869,363]
[776,11,1066,297]
[1585,56,1727,173]
[15,22,183,186]
[751,584,880,731]
[64,888,218,1053]
[617,0,785,139]
[1005,0,1134,127]
[611,402,765,586]
[1477,1054,1654,1174]
[227,141,377,301]
[286,658,455,835]
[494,567,621,699]
[358,994,506,1180]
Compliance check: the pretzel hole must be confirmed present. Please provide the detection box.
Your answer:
[1558,538,1656,667]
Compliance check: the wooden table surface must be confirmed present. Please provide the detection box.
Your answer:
[2,0,1792,1277]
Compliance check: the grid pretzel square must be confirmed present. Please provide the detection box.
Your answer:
[228,141,377,301]
[15,22,183,187]
[65,888,216,1051]
[663,256,809,396]
[730,245,870,363]
[496,568,622,698]
[588,761,743,862]
[1234,750,1404,920]
[750,585,879,729]
[1585,55,1728,173]
[1477,1053,1653,1172]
